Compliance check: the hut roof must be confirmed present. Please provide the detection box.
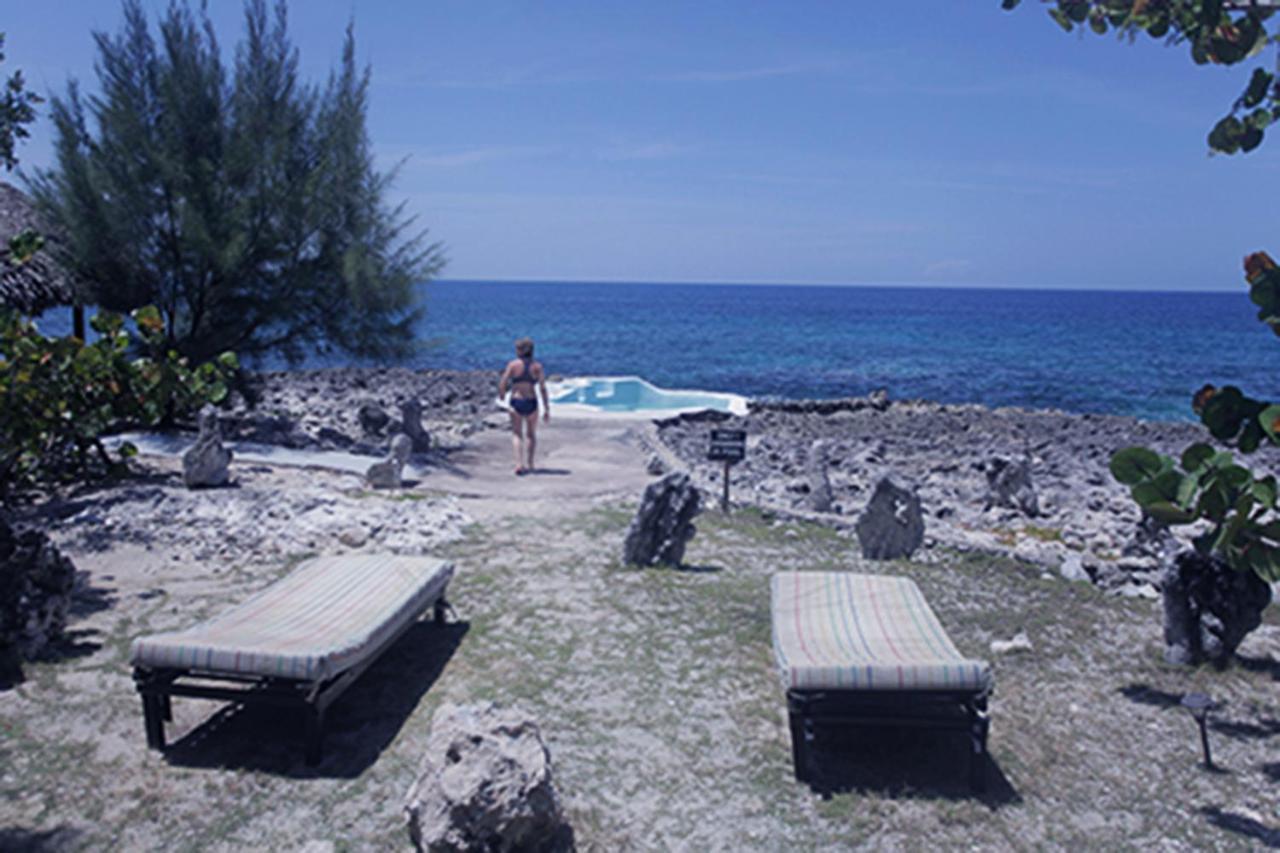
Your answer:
[0,180,79,315]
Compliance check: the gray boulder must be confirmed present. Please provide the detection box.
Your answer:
[401,399,431,453]
[404,702,572,853]
[623,471,702,567]
[182,405,233,488]
[358,403,390,436]
[0,517,77,684]
[805,439,834,513]
[366,434,414,489]
[1162,549,1272,666]
[855,477,924,560]
[983,457,1039,517]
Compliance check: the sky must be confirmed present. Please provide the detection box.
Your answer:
[4,1,1279,291]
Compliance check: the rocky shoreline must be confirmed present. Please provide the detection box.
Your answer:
[94,367,1280,596]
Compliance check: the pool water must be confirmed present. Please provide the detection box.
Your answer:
[549,376,747,415]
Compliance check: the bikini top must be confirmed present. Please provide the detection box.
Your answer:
[511,358,537,384]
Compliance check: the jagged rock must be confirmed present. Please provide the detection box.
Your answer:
[868,388,889,411]
[1059,552,1091,583]
[1162,550,1272,665]
[183,405,233,488]
[990,631,1032,655]
[366,434,413,489]
[401,399,431,453]
[317,426,354,449]
[623,472,702,567]
[984,457,1039,517]
[855,477,925,560]
[805,440,834,513]
[0,517,77,684]
[646,454,666,476]
[404,702,572,853]
[358,403,390,436]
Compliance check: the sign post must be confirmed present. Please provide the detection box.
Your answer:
[707,428,747,512]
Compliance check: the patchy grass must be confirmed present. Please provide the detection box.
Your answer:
[5,503,1280,850]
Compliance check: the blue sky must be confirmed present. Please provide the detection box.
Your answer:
[5,1,1278,290]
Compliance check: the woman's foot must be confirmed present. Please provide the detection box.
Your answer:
[515,466,527,476]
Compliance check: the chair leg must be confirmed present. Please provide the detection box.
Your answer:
[304,706,325,766]
[788,710,809,783]
[143,694,166,751]
[968,697,990,793]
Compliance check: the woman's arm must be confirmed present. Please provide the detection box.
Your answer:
[538,366,550,421]
[498,363,512,397]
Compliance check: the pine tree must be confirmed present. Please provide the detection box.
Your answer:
[30,0,444,365]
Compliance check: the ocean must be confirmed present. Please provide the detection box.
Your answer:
[35,280,1280,422]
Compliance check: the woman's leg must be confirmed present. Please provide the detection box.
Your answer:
[509,411,525,473]
[524,412,538,471]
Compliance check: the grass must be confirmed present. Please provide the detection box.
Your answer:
[5,501,1280,850]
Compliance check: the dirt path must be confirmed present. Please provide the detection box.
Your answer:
[422,414,661,521]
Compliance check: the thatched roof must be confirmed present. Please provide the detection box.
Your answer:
[0,180,79,315]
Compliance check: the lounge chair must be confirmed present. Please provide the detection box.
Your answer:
[771,571,992,792]
[131,553,455,765]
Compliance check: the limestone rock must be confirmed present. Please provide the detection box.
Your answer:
[366,434,413,489]
[1162,550,1272,666]
[983,457,1038,517]
[401,399,431,453]
[855,477,924,560]
[404,702,571,853]
[623,471,702,567]
[182,405,233,488]
[358,403,390,436]
[805,440,834,513]
[1058,552,1091,583]
[0,517,77,684]
[990,631,1032,655]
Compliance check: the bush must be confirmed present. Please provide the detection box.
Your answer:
[0,305,237,498]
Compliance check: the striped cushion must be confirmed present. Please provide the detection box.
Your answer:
[772,572,991,693]
[130,554,454,682]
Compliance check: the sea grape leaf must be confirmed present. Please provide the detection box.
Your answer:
[1111,446,1166,484]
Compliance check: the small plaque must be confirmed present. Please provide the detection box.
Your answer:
[708,428,746,462]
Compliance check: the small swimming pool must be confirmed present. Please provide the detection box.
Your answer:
[548,376,748,416]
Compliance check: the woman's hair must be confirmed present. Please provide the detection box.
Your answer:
[515,337,534,357]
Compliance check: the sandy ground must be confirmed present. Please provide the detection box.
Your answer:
[6,414,1280,850]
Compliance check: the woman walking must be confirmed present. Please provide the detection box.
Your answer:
[499,337,550,474]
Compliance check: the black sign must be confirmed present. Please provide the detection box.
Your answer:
[708,428,746,462]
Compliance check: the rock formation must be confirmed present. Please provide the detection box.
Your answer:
[182,405,233,488]
[855,477,924,560]
[401,399,431,453]
[366,434,413,489]
[623,472,702,567]
[404,702,572,853]
[358,403,390,436]
[983,456,1038,517]
[0,517,77,684]
[804,439,834,513]
[1161,550,1271,666]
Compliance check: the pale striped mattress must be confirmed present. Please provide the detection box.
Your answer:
[772,572,991,693]
[131,554,454,682]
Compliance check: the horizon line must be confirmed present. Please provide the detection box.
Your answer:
[429,276,1245,296]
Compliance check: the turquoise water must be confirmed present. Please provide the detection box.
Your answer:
[551,377,736,412]
[35,280,1280,421]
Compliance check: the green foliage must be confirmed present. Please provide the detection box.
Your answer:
[29,0,445,367]
[1003,1,1280,153]
[0,33,42,171]
[0,307,237,498]
[1006,2,1280,581]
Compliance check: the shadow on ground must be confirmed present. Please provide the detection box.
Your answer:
[162,621,468,778]
[1202,805,1280,848]
[796,726,1020,806]
[0,826,83,852]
